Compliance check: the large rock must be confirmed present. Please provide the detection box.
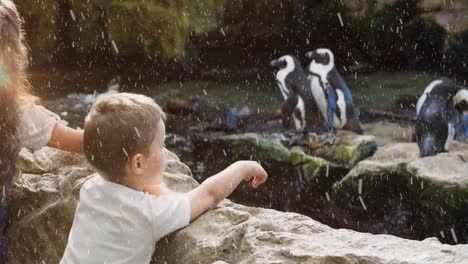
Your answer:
[344,1,446,70]
[6,146,468,263]
[361,121,414,146]
[7,147,198,263]
[418,0,445,12]
[434,11,468,34]
[334,141,468,244]
[156,200,468,263]
[106,1,189,59]
[296,131,377,167]
[192,132,374,216]
[193,132,346,212]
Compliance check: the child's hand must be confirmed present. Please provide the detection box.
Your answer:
[241,161,268,189]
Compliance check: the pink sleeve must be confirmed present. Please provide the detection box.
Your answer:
[18,103,60,150]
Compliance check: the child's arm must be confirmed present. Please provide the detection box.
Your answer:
[47,123,84,153]
[187,160,267,221]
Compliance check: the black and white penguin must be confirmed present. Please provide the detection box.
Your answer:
[305,49,361,139]
[415,78,468,157]
[270,55,321,133]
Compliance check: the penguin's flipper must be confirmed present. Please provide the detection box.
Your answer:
[328,69,359,124]
[328,69,354,105]
[326,87,338,128]
[282,95,299,129]
[464,115,468,140]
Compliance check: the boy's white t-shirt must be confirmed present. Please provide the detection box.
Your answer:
[60,175,191,264]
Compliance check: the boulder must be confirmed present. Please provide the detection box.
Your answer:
[106,0,189,59]
[344,1,446,70]
[155,200,468,264]
[296,131,377,167]
[6,146,468,263]
[192,132,345,211]
[192,132,374,214]
[361,121,414,146]
[7,147,198,263]
[186,0,224,35]
[343,0,367,12]
[418,0,445,12]
[434,11,468,34]
[334,141,468,244]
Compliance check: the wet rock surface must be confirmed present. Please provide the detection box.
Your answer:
[7,147,468,263]
[7,147,198,263]
[192,131,377,217]
[156,201,468,264]
[334,141,468,244]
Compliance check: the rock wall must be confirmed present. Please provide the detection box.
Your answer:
[8,147,468,263]
[334,141,468,244]
[16,0,468,78]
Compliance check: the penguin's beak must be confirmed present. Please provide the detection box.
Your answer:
[270,59,286,68]
[305,51,317,60]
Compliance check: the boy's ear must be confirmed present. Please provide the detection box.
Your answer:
[130,153,145,175]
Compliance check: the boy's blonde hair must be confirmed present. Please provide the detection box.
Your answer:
[84,93,166,180]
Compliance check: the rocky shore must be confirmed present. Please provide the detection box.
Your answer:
[7,146,468,263]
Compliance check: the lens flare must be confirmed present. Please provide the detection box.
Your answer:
[0,64,10,88]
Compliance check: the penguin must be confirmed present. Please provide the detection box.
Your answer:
[304,49,361,142]
[415,78,468,157]
[270,55,322,133]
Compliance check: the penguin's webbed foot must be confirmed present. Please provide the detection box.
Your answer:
[288,133,306,147]
[319,131,336,145]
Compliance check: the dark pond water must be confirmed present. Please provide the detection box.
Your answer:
[42,70,431,176]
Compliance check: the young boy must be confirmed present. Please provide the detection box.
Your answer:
[60,93,268,263]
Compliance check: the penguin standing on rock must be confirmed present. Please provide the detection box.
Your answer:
[415,78,468,157]
[305,49,361,143]
[270,55,322,134]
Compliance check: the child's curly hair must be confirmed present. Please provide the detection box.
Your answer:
[0,0,30,181]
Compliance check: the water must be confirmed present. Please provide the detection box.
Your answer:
[43,71,433,127]
[42,71,430,176]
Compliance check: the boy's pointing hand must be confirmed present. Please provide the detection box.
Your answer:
[242,161,268,189]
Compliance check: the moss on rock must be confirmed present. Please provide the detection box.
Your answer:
[106,0,189,59]
[221,133,346,185]
[187,0,224,35]
[298,132,377,167]
[222,133,291,162]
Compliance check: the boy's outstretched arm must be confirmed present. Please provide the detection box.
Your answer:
[48,123,84,153]
[187,160,267,221]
